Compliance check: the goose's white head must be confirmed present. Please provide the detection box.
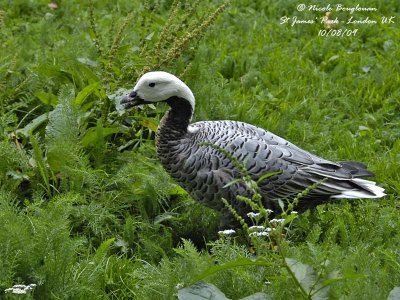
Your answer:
[121,71,195,109]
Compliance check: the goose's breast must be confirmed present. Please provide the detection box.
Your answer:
[157,137,236,205]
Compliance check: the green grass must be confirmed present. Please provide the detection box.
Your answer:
[0,0,399,299]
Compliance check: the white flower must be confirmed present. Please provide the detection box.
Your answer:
[291,211,298,215]
[175,283,184,289]
[247,212,261,218]
[249,231,270,237]
[13,288,27,295]
[248,225,266,231]
[5,284,37,294]
[270,218,285,224]
[249,226,274,237]
[218,229,236,236]
[26,284,37,290]
[5,287,26,295]
[266,209,273,214]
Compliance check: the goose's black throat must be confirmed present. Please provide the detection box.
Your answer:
[157,96,194,142]
[166,96,193,124]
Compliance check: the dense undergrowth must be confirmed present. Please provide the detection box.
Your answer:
[0,0,399,299]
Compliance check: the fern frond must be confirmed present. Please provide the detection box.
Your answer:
[46,84,79,145]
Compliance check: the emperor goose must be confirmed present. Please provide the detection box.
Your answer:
[121,71,385,223]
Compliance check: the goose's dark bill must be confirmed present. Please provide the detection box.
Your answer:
[121,91,148,108]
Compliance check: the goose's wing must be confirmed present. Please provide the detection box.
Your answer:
[193,121,377,207]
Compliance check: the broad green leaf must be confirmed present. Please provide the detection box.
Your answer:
[82,126,122,147]
[77,62,102,84]
[388,287,400,300]
[178,282,271,300]
[240,293,271,300]
[74,82,102,106]
[36,64,74,84]
[16,113,48,138]
[154,212,175,224]
[35,91,58,106]
[140,118,159,132]
[285,257,316,294]
[36,64,63,78]
[285,258,330,300]
[178,282,229,300]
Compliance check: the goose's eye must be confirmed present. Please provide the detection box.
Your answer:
[149,82,156,87]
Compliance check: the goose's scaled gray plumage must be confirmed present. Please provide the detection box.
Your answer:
[121,71,385,225]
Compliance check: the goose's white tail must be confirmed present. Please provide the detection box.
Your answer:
[331,178,386,199]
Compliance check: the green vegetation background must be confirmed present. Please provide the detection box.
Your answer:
[0,0,399,299]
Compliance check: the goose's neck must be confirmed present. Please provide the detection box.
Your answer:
[157,96,194,140]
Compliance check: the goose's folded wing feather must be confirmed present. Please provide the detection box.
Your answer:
[195,121,371,200]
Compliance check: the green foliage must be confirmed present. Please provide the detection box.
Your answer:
[0,0,399,299]
[0,140,29,191]
[178,281,270,300]
[0,192,87,298]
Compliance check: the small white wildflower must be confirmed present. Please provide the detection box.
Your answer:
[266,209,273,214]
[5,284,37,294]
[218,229,236,236]
[247,212,261,219]
[175,283,184,289]
[13,285,26,289]
[270,218,285,225]
[13,288,27,295]
[248,225,266,231]
[249,231,270,237]
[291,211,298,215]
[25,284,36,291]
